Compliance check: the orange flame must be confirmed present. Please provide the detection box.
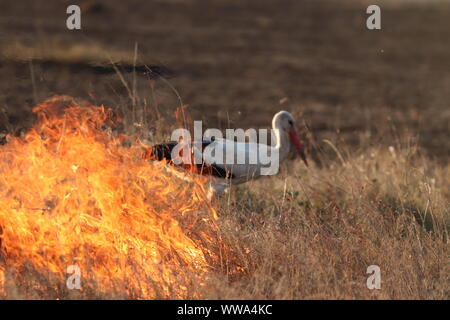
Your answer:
[0,96,227,299]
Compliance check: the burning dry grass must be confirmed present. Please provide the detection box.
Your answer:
[0,96,448,299]
[0,96,233,299]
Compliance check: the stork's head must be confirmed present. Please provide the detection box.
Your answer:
[273,111,308,166]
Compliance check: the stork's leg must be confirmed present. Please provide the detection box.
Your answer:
[206,180,229,200]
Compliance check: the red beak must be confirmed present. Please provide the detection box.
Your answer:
[288,129,308,167]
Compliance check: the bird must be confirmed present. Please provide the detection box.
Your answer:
[145,111,308,198]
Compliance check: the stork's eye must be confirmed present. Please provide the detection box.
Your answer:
[288,120,293,126]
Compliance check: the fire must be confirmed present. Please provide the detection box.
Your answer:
[0,96,228,299]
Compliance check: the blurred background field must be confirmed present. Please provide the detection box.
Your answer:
[1,0,449,159]
[0,0,448,299]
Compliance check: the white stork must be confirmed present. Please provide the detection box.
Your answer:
[146,111,307,198]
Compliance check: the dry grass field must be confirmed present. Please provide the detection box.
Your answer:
[0,0,448,299]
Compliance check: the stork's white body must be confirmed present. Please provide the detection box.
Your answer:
[149,111,307,199]
[201,111,307,197]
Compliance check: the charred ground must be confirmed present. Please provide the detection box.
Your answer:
[0,0,449,160]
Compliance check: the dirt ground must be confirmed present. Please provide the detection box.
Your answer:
[0,0,449,158]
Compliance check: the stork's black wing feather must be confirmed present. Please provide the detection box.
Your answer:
[145,140,233,179]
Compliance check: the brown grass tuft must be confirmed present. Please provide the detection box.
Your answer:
[201,144,449,299]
